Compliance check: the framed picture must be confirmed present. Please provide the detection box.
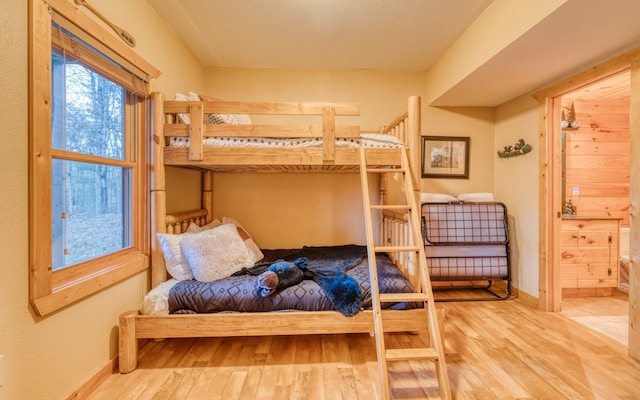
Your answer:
[421,136,470,178]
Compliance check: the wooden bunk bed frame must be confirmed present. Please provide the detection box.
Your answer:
[119,93,428,374]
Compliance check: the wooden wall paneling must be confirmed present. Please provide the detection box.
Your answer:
[563,98,630,225]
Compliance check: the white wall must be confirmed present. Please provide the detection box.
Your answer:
[421,106,495,194]
[494,94,540,297]
[0,1,204,399]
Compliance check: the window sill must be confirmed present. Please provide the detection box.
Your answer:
[30,253,149,316]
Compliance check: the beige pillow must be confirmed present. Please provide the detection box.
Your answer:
[221,216,264,263]
[199,93,252,125]
[187,219,223,233]
[180,223,254,282]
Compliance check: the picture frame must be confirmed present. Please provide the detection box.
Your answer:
[421,136,470,178]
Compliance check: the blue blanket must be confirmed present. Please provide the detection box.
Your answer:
[233,248,364,316]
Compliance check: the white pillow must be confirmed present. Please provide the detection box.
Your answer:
[420,192,458,203]
[157,232,194,280]
[180,223,254,282]
[221,216,264,263]
[457,192,495,202]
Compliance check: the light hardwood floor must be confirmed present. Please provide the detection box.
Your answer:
[559,290,629,347]
[89,298,640,399]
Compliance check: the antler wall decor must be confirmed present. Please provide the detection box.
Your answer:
[497,139,532,158]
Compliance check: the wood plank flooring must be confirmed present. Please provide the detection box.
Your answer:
[88,298,640,399]
[559,290,629,346]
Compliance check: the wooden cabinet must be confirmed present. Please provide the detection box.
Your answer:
[561,218,620,296]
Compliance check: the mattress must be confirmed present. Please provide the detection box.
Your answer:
[168,132,405,149]
[143,245,418,315]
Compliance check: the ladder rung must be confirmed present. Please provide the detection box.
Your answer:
[370,204,411,210]
[374,245,420,253]
[379,292,429,303]
[386,348,439,362]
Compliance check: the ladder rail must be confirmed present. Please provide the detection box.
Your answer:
[360,146,452,400]
[359,147,391,398]
[400,150,452,398]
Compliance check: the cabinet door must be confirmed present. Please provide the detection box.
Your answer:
[560,229,579,288]
[578,230,614,247]
[577,262,617,288]
[561,219,620,291]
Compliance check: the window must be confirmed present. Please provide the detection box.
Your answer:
[29,0,159,315]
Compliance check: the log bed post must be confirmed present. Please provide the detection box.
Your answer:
[119,310,138,373]
[203,170,214,223]
[408,95,421,222]
[151,92,167,287]
[408,96,422,286]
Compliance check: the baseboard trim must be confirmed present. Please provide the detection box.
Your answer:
[512,287,539,309]
[66,355,118,400]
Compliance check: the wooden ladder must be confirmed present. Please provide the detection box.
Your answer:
[359,147,451,400]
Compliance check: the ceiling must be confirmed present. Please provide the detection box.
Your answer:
[147,0,493,71]
[148,0,640,106]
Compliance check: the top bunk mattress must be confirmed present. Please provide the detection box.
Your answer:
[168,132,405,149]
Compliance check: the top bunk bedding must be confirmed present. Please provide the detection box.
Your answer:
[153,92,417,171]
[168,132,405,149]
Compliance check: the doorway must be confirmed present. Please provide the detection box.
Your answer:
[534,51,639,357]
[554,71,631,346]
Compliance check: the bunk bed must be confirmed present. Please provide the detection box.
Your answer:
[118,92,430,373]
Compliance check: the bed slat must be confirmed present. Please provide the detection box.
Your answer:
[164,100,360,116]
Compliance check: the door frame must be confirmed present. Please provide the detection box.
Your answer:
[533,48,640,359]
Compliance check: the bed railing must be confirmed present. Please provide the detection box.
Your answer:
[158,93,362,162]
[382,210,420,289]
[164,209,208,234]
[379,111,409,144]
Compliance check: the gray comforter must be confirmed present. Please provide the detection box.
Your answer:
[168,245,418,315]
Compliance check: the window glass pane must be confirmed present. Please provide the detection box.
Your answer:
[51,49,125,160]
[52,159,132,270]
